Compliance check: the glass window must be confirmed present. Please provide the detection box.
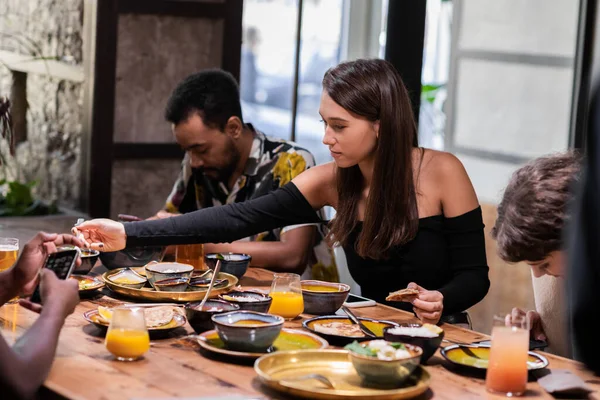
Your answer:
[295,0,344,165]
[240,0,299,141]
[240,0,345,165]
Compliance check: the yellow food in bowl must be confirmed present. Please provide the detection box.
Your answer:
[233,319,269,326]
[301,284,341,292]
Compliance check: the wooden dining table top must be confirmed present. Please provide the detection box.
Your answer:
[1,266,599,400]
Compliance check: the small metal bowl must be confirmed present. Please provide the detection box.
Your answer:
[218,290,272,313]
[185,300,240,333]
[187,276,228,292]
[145,262,194,289]
[153,277,189,292]
[105,268,147,289]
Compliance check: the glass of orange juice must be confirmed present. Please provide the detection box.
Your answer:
[268,273,304,320]
[0,238,19,304]
[486,313,531,396]
[105,307,150,361]
[176,243,206,270]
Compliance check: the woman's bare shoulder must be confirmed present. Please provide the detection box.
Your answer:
[416,148,466,179]
[415,148,479,217]
[292,162,337,209]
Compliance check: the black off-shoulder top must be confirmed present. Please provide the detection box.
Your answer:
[125,182,489,316]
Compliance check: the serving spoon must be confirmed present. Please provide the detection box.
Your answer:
[341,305,377,338]
[198,253,224,310]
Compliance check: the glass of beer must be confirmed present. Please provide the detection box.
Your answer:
[176,243,205,270]
[105,307,150,361]
[486,313,530,396]
[0,238,19,304]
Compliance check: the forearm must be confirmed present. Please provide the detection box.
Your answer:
[440,206,490,315]
[126,183,321,247]
[0,312,66,399]
[205,241,310,274]
[439,270,490,315]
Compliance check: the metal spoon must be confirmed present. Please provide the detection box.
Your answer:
[198,255,223,310]
[341,305,377,338]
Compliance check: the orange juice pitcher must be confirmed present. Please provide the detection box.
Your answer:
[268,273,304,320]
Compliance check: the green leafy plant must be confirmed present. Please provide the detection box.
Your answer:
[421,84,445,105]
[344,341,406,357]
[0,179,57,216]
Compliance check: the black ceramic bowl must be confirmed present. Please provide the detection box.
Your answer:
[59,246,99,275]
[99,246,166,269]
[218,290,272,313]
[204,253,251,279]
[185,299,240,333]
[301,280,350,315]
[383,323,444,363]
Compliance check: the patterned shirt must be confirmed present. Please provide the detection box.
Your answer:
[164,126,339,281]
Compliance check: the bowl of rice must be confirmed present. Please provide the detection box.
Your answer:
[218,290,272,313]
[383,323,444,363]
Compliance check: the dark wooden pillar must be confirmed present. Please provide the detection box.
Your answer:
[384,1,427,126]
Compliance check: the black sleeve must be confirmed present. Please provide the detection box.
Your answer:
[125,182,323,247]
[438,206,490,315]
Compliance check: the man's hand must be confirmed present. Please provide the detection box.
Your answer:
[148,210,181,220]
[20,269,79,317]
[13,232,85,296]
[507,307,547,341]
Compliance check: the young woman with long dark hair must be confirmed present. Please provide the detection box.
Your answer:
[75,59,489,325]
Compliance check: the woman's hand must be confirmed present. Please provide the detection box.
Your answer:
[408,282,444,325]
[507,307,547,341]
[72,219,127,252]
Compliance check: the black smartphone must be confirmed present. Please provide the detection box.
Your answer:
[30,248,80,304]
[343,293,377,308]
[529,339,548,351]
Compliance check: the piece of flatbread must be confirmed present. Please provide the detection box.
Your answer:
[386,288,419,302]
[96,306,177,328]
[143,306,175,328]
[313,322,364,337]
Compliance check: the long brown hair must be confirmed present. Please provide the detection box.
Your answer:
[324,59,419,259]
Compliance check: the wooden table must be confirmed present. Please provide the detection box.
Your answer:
[1,267,599,400]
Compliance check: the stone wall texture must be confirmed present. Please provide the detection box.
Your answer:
[113,15,224,143]
[111,159,182,220]
[0,0,84,210]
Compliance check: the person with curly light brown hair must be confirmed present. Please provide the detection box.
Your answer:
[492,151,581,356]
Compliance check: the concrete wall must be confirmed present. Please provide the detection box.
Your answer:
[448,0,578,204]
[109,14,225,219]
[0,0,84,210]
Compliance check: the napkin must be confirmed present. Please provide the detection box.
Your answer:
[535,369,593,397]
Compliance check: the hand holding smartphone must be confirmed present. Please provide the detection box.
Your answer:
[29,247,80,304]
